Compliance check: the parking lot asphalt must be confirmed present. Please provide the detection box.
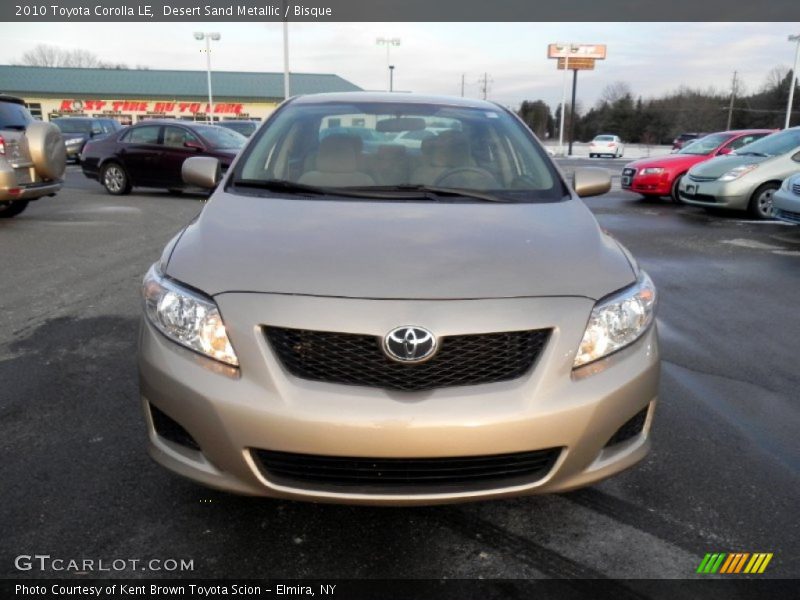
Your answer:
[1,163,799,581]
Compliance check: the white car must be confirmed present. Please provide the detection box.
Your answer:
[589,134,625,158]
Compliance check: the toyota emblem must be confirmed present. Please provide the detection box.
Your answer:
[383,326,437,363]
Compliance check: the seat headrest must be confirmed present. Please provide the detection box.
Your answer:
[431,130,471,168]
[316,134,363,173]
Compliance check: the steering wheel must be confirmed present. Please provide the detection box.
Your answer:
[433,167,500,189]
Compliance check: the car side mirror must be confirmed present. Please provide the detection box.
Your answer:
[573,167,611,198]
[182,156,220,189]
[184,140,205,151]
[717,147,733,156]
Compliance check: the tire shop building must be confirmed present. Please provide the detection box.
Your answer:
[0,65,362,125]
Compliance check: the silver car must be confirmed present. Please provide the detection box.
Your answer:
[679,127,800,219]
[772,172,800,224]
[138,93,659,505]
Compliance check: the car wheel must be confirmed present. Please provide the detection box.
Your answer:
[748,183,778,220]
[670,174,686,203]
[101,162,131,195]
[589,153,595,158]
[0,200,30,218]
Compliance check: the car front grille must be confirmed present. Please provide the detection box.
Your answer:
[792,182,800,196]
[252,447,561,492]
[688,174,717,183]
[264,326,550,392]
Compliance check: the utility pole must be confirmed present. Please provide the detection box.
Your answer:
[568,68,578,155]
[726,71,737,130]
[479,73,492,100]
[461,73,465,97]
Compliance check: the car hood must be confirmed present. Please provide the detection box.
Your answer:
[166,192,636,300]
[689,154,769,178]
[626,153,709,170]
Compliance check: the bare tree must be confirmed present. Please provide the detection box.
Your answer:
[14,44,142,69]
[599,82,634,105]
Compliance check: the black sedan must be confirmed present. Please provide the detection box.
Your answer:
[80,120,246,195]
[52,117,123,163]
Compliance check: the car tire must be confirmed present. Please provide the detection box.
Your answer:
[589,153,596,158]
[670,174,686,203]
[748,183,778,220]
[101,162,132,195]
[0,200,30,218]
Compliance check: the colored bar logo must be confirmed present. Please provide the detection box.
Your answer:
[697,552,773,574]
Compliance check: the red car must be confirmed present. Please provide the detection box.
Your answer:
[622,130,774,202]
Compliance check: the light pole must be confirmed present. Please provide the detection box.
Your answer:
[376,37,400,91]
[283,20,290,99]
[389,65,395,92]
[557,44,580,156]
[786,34,800,129]
[194,31,221,124]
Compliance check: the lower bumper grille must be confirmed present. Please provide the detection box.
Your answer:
[605,407,649,447]
[265,327,550,392]
[680,191,718,203]
[252,448,561,492]
[773,208,800,224]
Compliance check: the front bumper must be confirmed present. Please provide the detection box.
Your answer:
[772,187,800,224]
[678,177,752,210]
[621,170,672,196]
[139,293,659,505]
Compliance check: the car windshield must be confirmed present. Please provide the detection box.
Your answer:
[593,135,614,141]
[53,119,93,134]
[233,100,564,202]
[735,129,800,157]
[678,133,731,155]
[193,125,247,149]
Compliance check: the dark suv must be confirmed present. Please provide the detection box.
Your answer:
[51,117,123,163]
[0,95,65,218]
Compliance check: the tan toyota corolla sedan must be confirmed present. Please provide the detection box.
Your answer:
[138,93,659,505]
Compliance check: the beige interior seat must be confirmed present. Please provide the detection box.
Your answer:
[299,134,375,187]
[370,144,409,185]
[411,130,475,185]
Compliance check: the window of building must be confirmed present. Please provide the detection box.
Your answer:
[24,102,42,120]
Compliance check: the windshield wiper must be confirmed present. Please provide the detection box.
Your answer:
[363,184,510,203]
[735,151,768,157]
[231,179,381,199]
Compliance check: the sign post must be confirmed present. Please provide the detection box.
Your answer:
[548,43,607,156]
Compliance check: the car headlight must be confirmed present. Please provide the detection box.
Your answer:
[142,264,239,366]
[640,168,665,175]
[718,164,758,182]
[66,138,83,145]
[574,271,656,368]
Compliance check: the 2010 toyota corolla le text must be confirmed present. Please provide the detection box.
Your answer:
[138,93,659,505]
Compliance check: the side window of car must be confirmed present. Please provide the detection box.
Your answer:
[126,125,161,145]
[164,126,200,148]
[728,135,757,151]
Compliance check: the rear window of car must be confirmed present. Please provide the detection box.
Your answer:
[593,135,615,141]
[234,100,565,202]
[221,121,257,136]
[53,118,94,134]
[0,101,34,129]
[192,125,247,149]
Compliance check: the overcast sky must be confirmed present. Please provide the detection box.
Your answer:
[1,22,798,110]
